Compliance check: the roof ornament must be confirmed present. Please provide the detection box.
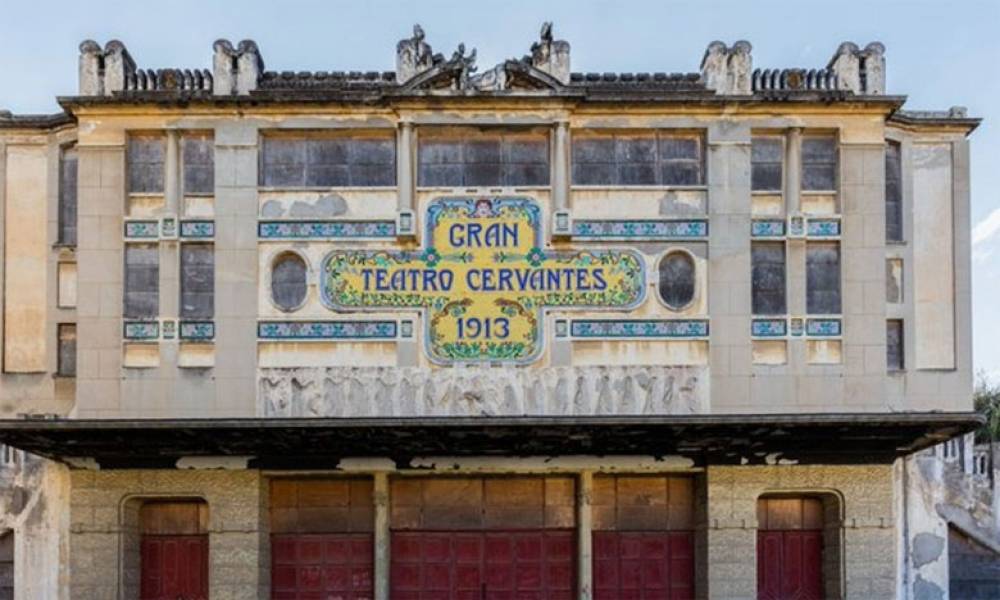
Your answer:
[700,41,752,95]
[213,39,264,96]
[396,24,444,83]
[827,41,885,95]
[78,40,136,96]
[527,22,570,85]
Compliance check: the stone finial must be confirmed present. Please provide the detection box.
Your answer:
[828,41,885,94]
[78,40,103,95]
[102,40,136,95]
[396,24,443,84]
[700,40,752,95]
[860,42,886,95]
[529,22,570,85]
[213,39,263,96]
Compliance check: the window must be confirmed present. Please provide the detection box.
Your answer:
[127,135,165,194]
[885,141,903,241]
[182,134,214,195]
[887,319,904,371]
[260,134,396,187]
[572,132,703,186]
[271,253,308,311]
[657,251,696,310]
[58,145,77,245]
[801,136,837,191]
[806,242,841,314]
[418,130,549,187]
[57,324,76,377]
[124,244,159,318]
[751,137,783,192]
[752,242,787,315]
[180,244,214,319]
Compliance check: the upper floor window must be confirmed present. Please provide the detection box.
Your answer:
[751,137,783,192]
[801,136,837,191]
[58,145,78,245]
[572,132,704,186]
[271,253,308,312]
[260,133,396,188]
[57,324,76,377]
[657,251,696,310]
[124,244,159,318]
[752,242,786,315]
[182,134,215,196]
[180,244,214,319]
[806,242,841,314]
[885,141,903,241]
[418,129,549,187]
[887,319,904,371]
[127,135,165,194]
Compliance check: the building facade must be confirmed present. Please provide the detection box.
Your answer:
[0,24,983,599]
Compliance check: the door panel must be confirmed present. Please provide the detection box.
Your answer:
[391,529,574,600]
[271,533,373,600]
[757,530,823,600]
[593,531,695,600]
[140,535,208,600]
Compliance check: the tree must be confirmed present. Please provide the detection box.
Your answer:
[974,371,1000,443]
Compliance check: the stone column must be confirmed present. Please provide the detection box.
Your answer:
[397,121,414,212]
[706,121,752,411]
[785,128,802,214]
[213,121,259,416]
[161,131,180,323]
[374,472,390,600]
[577,470,593,600]
[553,120,570,211]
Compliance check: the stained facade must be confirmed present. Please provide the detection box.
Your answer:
[0,24,984,599]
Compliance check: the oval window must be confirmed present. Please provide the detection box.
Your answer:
[271,253,308,311]
[658,251,696,310]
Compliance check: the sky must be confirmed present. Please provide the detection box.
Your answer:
[1,0,998,381]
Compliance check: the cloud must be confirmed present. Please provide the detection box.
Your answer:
[972,207,1000,247]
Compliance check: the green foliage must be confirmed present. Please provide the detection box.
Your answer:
[974,371,1000,443]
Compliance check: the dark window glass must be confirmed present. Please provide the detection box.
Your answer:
[658,252,696,309]
[572,132,703,186]
[260,135,396,188]
[418,132,549,187]
[183,135,214,195]
[885,141,903,242]
[180,244,214,318]
[57,324,76,377]
[272,254,307,311]
[806,242,841,314]
[124,244,159,318]
[887,319,904,370]
[801,136,837,191]
[752,242,787,315]
[751,137,783,192]
[58,146,78,245]
[127,135,165,193]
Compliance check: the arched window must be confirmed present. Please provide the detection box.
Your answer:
[271,253,308,311]
[657,251,696,310]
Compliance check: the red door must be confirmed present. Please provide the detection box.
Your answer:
[756,530,823,600]
[391,530,574,599]
[140,535,209,600]
[593,531,695,600]
[271,533,373,600]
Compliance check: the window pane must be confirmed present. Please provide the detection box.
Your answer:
[262,135,395,188]
[887,319,904,370]
[180,244,214,319]
[418,132,548,187]
[752,242,786,315]
[885,142,903,241]
[127,136,165,193]
[272,254,308,311]
[751,137,783,192]
[124,244,159,318]
[182,135,214,195]
[572,133,703,186]
[801,136,837,191]
[806,242,841,314]
[261,138,307,187]
[58,324,76,377]
[658,252,696,310]
[59,146,78,245]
